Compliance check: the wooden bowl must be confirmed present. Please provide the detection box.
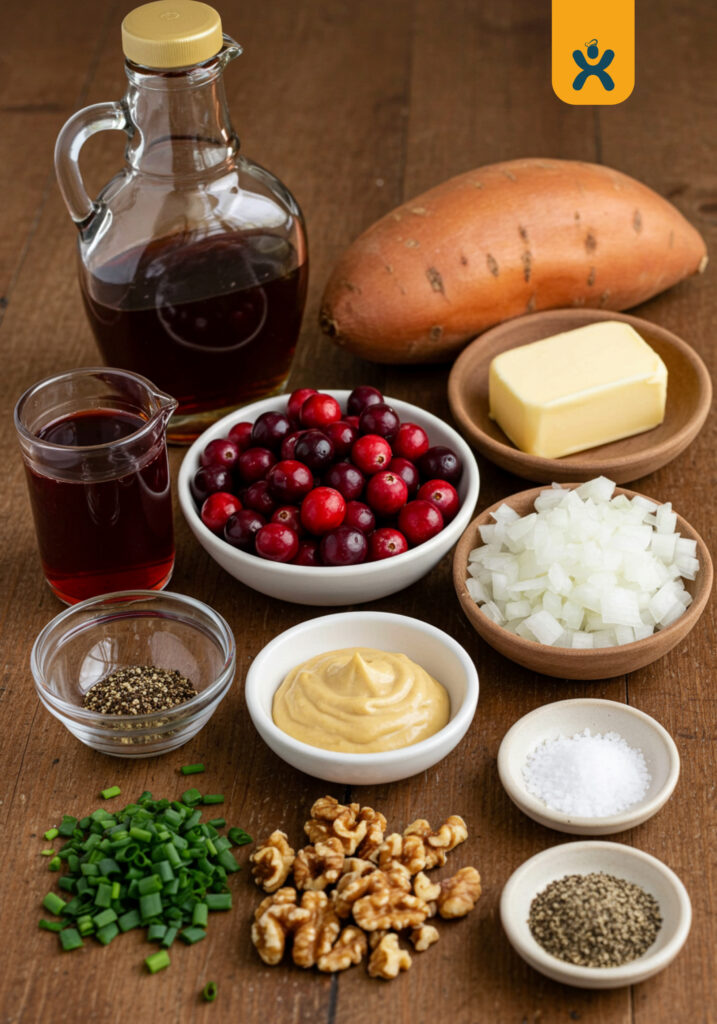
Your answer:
[447,309,712,484]
[453,485,713,680]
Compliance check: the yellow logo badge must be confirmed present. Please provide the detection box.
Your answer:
[552,0,635,105]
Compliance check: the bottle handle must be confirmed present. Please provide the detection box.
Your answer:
[54,101,131,232]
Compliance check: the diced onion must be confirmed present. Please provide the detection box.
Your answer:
[466,478,698,648]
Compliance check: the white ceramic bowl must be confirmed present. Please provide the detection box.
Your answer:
[178,391,480,605]
[244,611,479,784]
[500,841,692,988]
[497,699,680,835]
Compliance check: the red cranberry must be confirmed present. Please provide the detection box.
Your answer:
[237,446,276,484]
[389,457,420,496]
[345,415,360,431]
[344,500,376,534]
[300,393,342,428]
[255,523,299,562]
[324,420,357,458]
[351,434,393,475]
[200,492,242,534]
[243,479,276,516]
[191,464,232,505]
[280,430,304,460]
[418,479,460,522]
[271,505,302,534]
[358,402,400,442]
[294,430,335,473]
[292,539,322,566]
[287,387,318,424]
[301,487,346,535]
[347,385,384,416]
[227,421,254,452]
[266,460,314,503]
[393,422,429,461]
[224,509,265,551]
[320,526,368,566]
[369,527,409,560]
[324,461,365,501]
[418,445,463,485]
[200,437,240,470]
[365,471,409,517]
[398,500,444,545]
[251,411,292,452]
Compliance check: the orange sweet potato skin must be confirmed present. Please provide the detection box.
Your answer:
[319,158,707,364]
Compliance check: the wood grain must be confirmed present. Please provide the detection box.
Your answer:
[0,1,714,1023]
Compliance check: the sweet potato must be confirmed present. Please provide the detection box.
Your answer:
[319,158,707,364]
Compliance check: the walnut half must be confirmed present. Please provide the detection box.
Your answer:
[293,837,345,891]
[317,926,367,972]
[437,866,482,919]
[367,933,412,979]
[250,830,295,893]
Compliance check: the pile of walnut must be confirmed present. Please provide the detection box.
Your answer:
[249,795,481,980]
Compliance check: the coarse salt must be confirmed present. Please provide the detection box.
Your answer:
[522,729,651,818]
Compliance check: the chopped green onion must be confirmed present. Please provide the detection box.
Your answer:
[207,818,226,829]
[59,927,83,951]
[92,909,117,929]
[205,893,232,911]
[179,927,206,945]
[44,828,59,841]
[180,764,205,776]
[180,788,202,806]
[147,923,167,942]
[192,903,208,928]
[39,918,64,932]
[48,856,62,871]
[201,795,224,805]
[161,926,178,949]
[101,786,122,800]
[129,826,152,843]
[94,883,112,908]
[138,875,163,896]
[96,923,119,946]
[202,981,218,1002]
[40,848,56,857]
[216,850,240,873]
[145,950,170,973]
[118,909,141,932]
[139,892,162,920]
[227,828,252,847]
[43,892,66,915]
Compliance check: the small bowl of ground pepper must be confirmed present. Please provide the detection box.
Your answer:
[500,841,692,988]
[31,590,235,757]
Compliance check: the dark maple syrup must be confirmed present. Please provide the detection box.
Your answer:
[80,232,308,439]
[26,409,174,603]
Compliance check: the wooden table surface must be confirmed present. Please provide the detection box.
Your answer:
[1,1,715,1021]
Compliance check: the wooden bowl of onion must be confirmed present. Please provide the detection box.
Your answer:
[453,479,712,680]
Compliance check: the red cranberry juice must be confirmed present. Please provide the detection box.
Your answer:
[80,232,308,424]
[26,409,174,603]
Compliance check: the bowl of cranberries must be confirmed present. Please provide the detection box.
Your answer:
[178,386,480,605]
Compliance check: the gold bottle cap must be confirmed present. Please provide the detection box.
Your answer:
[122,1,223,69]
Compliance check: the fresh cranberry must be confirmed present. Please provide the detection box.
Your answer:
[324,420,357,458]
[389,457,420,496]
[301,487,346,535]
[398,500,444,545]
[418,479,460,522]
[251,411,292,452]
[200,492,242,534]
[280,430,304,460]
[320,526,368,566]
[418,445,463,485]
[227,421,254,452]
[191,464,232,505]
[271,505,302,534]
[294,430,335,473]
[200,437,240,470]
[351,434,393,475]
[324,461,365,501]
[266,459,314,503]
[237,446,276,484]
[287,388,318,424]
[393,422,430,461]
[255,523,299,562]
[369,527,409,560]
[365,471,409,517]
[358,402,400,442]
[292,539,322,566]
[243,479,276,516]
[345,415,360,431]
[224,509,265,551]
[300,393,342,428]
[347,385,384,416]
[344,500,376,534]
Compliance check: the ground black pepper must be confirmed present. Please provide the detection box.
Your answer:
[528,872,662,968]
[82,665,198,715]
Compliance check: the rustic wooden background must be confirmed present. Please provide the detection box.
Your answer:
[1,1,715,1022]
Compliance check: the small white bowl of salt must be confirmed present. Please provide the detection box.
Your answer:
[497,698,679,835]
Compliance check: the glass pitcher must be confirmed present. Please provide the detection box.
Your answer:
[54,0,308,443]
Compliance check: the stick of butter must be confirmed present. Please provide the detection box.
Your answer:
[488,321,668,458]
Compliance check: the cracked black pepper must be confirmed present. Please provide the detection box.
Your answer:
[82,665,198,715]
[528,872,662,968]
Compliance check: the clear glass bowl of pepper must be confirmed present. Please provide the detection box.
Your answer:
[31,591,235,757]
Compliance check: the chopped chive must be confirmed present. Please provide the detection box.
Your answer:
[139,892,162,920]
[110,882,121,900]
[59,927,83,951]
[202,981,218,1002]
[180,764,205,776]
[179,927,206,945]
[147,923,167,942]
[205,893,232,911]
[39,918,64,932]
[227,828,252,847]
[118,909,141,932]
[145,950,170,973]
[44,828,59,841]
[43,892,66,915]
[94,883,112,908]
[201,795,224,806]
[129,826,153,843]
[92,909,117,929]
[161,926,178,949]
[48,856,62,871]
[137,875,163,896]
[96,923,119,945]
[192,903,208,928]
[216,850,240,873]
[207,818,225,829]
[101,786,122,800]
[180,788,202,806]
[77,915,95,936]
[40,848,56,857]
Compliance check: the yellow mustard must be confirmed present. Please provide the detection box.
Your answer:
[272,647,450,754]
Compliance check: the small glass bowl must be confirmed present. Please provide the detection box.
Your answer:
[31,590,235,758]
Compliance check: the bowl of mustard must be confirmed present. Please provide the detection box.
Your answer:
[244,612,479,784]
